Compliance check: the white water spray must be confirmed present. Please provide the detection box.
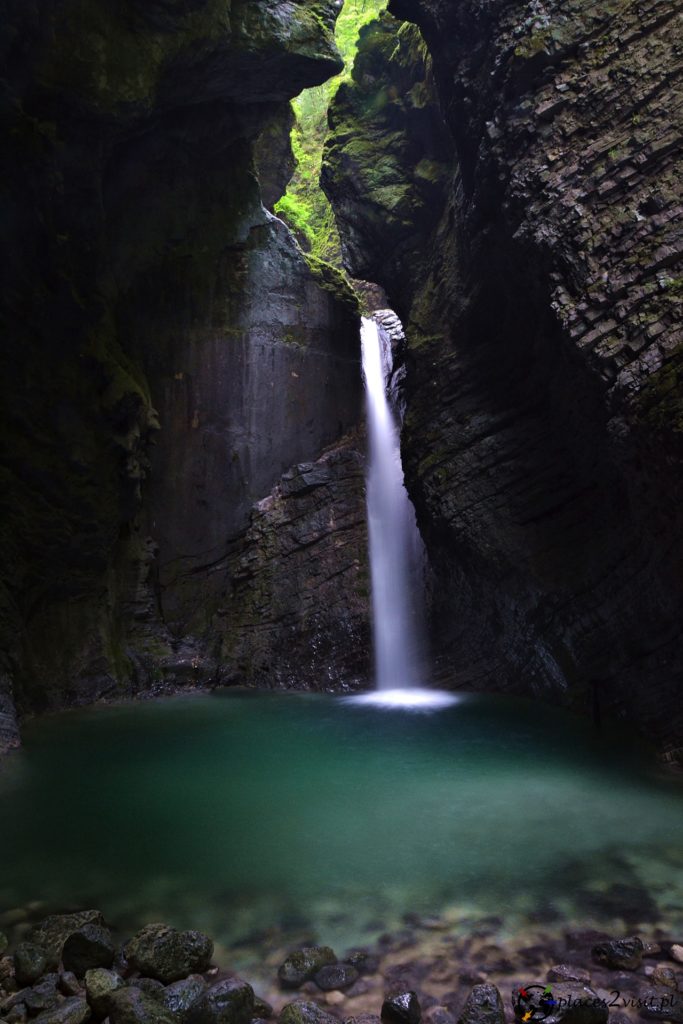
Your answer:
[346,316,459,710]
[360,316,424,692]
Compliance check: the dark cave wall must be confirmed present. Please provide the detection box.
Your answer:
[0,0,368,749]
[323,3,683,761]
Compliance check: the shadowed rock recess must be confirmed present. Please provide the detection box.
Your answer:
[0,0,370,750]
[322,2,683,762]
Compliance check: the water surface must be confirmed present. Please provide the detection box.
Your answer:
[1,690,682,967]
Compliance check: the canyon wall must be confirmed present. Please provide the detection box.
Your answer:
[323,3,683,762]
[0,0,369,749]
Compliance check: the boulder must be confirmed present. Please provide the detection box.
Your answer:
[314,966,359,992]
[108,989,175,1024]
[14,945,49,987]
[279,1002,339,1024]
[458,986,503,1024]
[30,916,106,970]
[124,926,213,984]
[63,929,115,978]
[84,969,126,1017]
[592,938,644,972]
[278,949,337,990]
[381,993,421,1024]
[186,979,254,1024]
[32,997,92,1024]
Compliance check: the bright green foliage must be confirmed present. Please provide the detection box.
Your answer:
[275,0,387,265]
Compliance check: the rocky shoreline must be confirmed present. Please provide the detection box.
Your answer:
[1,911,682,1024]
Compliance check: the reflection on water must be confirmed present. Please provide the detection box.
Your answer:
[1,690,682,966]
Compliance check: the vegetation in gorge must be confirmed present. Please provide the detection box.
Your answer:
[275,0,387,265]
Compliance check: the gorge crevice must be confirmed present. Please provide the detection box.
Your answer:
[322,2,683,763]
[0,0,370,750]
[1,0,682,766]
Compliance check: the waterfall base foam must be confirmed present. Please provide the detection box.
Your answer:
[344,688,461,710]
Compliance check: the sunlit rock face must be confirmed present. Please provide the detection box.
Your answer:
[323,2,683,763]
[0,0,364,745]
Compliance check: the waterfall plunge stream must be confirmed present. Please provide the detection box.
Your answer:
[355,316,456,709]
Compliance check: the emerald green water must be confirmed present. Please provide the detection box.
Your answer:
[1,691,682,965]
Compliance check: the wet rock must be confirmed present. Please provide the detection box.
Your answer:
[671,947,683,965]
[314,966,359,992]
[381,992,421,1024]
[24,977,61,1014]
[0,955,15,986]
[548,967,591,985]
[162,976,207,1021]
[129,983,164,999]
[651,967,677,989]
[14,946,49,988]
[108,989,174,1024]
[32,997,91,1024]
[63,929,115,979]
[59,975,83,998]
[0,936,8,957]
[278,949,337,990]
[457,985,502,1024]
[186,979,254,1024]
[30,916,106,970]
[124,926,213,985]
[279,1002,339,1024]
[6,1003,28,1024]
[85,970,126,1017]
[252,998,273,1019]
[638,990,683,1024]
[592,938,643,971]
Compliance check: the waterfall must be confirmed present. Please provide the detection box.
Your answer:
[345,316,459,710]
[361,316,423,691]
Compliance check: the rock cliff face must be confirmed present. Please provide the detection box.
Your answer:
[0,0,367,748]
[323,3,683,761]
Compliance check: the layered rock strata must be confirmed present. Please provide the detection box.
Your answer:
[323,3,683,761]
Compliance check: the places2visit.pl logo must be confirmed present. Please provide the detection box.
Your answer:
[513,985,558,1022]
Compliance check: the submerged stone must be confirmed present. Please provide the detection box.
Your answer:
[314,965,359,991]
[124,926,213,984]
[592,938,644,971]
[278,948,337,989]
